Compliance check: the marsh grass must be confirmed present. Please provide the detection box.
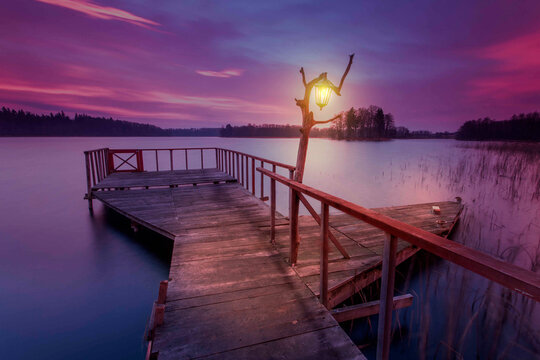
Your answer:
[347,141,540,359]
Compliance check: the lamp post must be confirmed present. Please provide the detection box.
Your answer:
[289,54,354,264]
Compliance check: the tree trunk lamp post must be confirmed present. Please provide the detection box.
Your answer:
[289,54,354,265]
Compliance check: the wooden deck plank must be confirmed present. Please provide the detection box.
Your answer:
[93,170,364,359]
[91,168,461,359]
[271,201,462,307]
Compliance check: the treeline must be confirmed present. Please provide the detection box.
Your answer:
[330,106,394,139]
[220,124,331,138]
[0,107,220,136]
[221,105,454,139]
[328,106,452,140]
[456,112,540,141]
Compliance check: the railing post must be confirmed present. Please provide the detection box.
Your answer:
[96,152,102,181]
[320,202,329,308]
[376,233,398,360]
[236,153,240,181]
[215,148,218,169]
[289,188,299,265]
[270,177,276,243]
[155,150,159,171]
[244,155,247,187]
[107,150,114,174]
[103,150,107,178]
[201,149,204,169]
[137,150,144,171]
[104,148,110,176]
[169,149,173,170]
[241,154,244,186]
[260,161,265,200]
[288,169,299,265]
[251,158,256,195]
[185,149,188,170]
[84,152,93,211]
[90,151,96,186]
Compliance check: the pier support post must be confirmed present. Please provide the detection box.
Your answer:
[157,280,168,305]
[155,304,165,326]
[376,233,398,360]
[85,152,93,212]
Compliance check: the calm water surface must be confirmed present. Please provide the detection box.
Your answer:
[0,137,538,359]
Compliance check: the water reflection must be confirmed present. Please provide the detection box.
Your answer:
[347,141,540,359]
[0,137,537,359]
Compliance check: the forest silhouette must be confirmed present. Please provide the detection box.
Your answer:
[1,106,538,141]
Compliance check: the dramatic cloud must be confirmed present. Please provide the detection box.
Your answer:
[34,0,159,28]
[469,31,540,100]
[1,1,539,129]
[196,69,244,78]
[0,81,289,124]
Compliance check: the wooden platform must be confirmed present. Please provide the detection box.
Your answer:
[91,169,461,359]
[273,202,461,308]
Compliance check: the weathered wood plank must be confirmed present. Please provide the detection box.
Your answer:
[91,168,465,359]
[331,294,414,322]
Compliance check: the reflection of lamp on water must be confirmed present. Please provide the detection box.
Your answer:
[314,78,335,110]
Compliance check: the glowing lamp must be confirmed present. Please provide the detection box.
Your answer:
[314,79,334,110]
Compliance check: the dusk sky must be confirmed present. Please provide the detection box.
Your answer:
[1,0,539,131]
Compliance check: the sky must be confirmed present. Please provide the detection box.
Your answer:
[0,0,539,131]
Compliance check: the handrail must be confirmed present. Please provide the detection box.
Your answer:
[216,148,295,171]
[258,166,539,359]
[84,148,110,211]
[108,147,217,151]
[258,167,540,301]
[83,146,296,210]
[91,147,295,172]
[216,148,295,201]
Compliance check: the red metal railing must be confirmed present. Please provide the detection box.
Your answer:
[83,147,297,207]
[107,149,144,173]
[257,167,540,360]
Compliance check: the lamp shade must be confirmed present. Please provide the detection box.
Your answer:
[314,79,333,110]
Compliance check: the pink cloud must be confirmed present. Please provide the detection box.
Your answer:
[34,0,159,28]
[469,31,540,100]
[0,83,114,97]
[481,31,540,71]
[0,80,290,122]
[196,69,244,78]
[64,103,197,120]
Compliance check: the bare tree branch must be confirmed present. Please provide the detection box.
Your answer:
[299,67,307,87]
[313,113,341,125]
[337,53,354,94]
[327,54,355,96]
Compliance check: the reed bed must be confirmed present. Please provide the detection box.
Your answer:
[348,141,540,359]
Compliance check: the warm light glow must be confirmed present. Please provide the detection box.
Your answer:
[314,80,333,110]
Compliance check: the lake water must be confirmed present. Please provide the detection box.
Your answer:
[0,137,538,359]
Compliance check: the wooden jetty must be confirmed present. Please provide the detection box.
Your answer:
[84,147,540,360]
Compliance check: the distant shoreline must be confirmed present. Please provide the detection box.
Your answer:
[0,135,455,140]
